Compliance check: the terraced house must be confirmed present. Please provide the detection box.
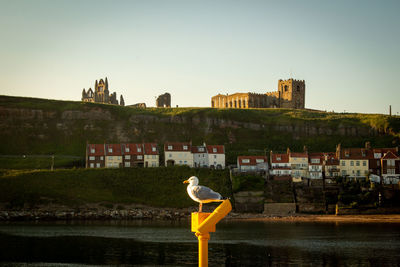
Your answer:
[86,143,159,168]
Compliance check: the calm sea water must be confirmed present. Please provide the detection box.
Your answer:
[0,220,399,266]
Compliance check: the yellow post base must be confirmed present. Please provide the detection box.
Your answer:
[190,200,232,267]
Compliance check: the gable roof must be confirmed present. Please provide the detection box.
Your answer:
[238,156,268,166]
[207,145,225,154]
[164,142,191,152]
[340,148,372,160]
[87,144,105,156]
[122,143,143,155]
[144,143,158,155]
[105,144,122,156]
[192,146,207,153]
[382,151,400,160]
[271,153,289,163]
[290,152,308,158]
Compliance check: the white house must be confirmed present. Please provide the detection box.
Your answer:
[144,143,159,167]
[308,154,323,179]
[192,145,209,168]
[270,153,291,177]
[237,156,268,172]
[207,145,225,169]
[164,142,193,167]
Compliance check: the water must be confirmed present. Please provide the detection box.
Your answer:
[0,220,399,266]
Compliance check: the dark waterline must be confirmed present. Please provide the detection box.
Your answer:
[0,220,399,266]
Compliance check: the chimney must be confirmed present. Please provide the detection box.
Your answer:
[365,141,371,150]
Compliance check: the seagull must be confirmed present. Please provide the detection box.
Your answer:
[183,176,224,212]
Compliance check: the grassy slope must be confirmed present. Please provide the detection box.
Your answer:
[0,95,399,168]
[0,166,231,209]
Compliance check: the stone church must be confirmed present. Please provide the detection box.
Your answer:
[81,77,125,106]
[211,78,305,109]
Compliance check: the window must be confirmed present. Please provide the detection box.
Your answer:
[137,147,142,152]
[213,148,217,153]
[356,170,361,176]
[342,170,346,176]
[152,162,157,167]
[374,153,381,159]
[152,147,156,152]
[277,156,281,161]
[356,161,360,166]
[90,148,95,153]
[341,161,345,166]
[256,159,264,163]
[137,155,143,160]
[117,156,121,160]
[388,169,395,174]
[242,159,250,163]
[183,145,188,150]
[377,160,380,166]
[125,147,130,153]
[114,162,119,168]
[311,158,320,164]
[350,161,354,166]
[388,159,395,166]
[214,155,217,159]
[90,163,94,168]
[199,147,204,152]
[168,145,173,150]
[125,155,131,160]
[184,161,187,164]
[152,155,156,159]
[89,156,95,161]
[100,156,104,160]
[169,154,172,158]
[96,163,100,168]
[363,161,366,166]
[125,162,130,167]
[109,156,113,160]
[108,148,113,153]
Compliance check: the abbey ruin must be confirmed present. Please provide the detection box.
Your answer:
[211,78,305,109]
[81,77,125,106]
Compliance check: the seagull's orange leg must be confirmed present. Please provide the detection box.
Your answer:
[199,203,203,212]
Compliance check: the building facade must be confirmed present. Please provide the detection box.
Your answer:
[237,156,268,173]
[82,77,125,106]
[211,78,305,109]
[164,142,193,167]
[86,143,159,168]
[207,145,225,169]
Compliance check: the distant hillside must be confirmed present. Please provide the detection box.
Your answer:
[0,95,399,167]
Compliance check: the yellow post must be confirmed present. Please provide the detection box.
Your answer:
[191,199,232,267]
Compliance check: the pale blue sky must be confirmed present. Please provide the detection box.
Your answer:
[0,0,399,114]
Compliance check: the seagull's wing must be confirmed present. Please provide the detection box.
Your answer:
[191,185,222,201]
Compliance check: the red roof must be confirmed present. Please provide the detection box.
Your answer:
[325,158,340,166]
[238,156,268,166]
[340,148,372,160]
[144,143,158,155]
[207,145,224,154]
[122,143,144,155]
[271,153,289,163]
[105,144,122,156]
[290,152,308,158]
[164,142,191,152]
[192,146,207,153]
[382,151,400,160]
[87,144,105,156]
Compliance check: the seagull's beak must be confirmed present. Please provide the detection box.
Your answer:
[183,180,189,184]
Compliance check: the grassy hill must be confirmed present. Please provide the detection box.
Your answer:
[0,95,399,168]
[0,166,231,209]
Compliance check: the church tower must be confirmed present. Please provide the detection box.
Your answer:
[277,79,305,109]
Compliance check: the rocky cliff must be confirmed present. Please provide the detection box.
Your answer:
[0,95,399,165]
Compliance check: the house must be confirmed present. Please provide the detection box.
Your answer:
[105,144,123,168]
[289,151,309,182]
[121,143,144,167]
[237,156,268,173]
[164,142,193,167]
[207,145,225,169]
[336,144,370,179]
[308,153,324,179]
[381,151,400,184]
[369,148,398,177]
[269,152,291,178]
[324,154,340,180]
[86,144,105,168]
[144,143,159,167]
[192,145,209,168]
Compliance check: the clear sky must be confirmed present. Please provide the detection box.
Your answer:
[0,0,399,114]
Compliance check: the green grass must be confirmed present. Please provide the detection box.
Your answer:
[0,166,232,209]
[1,95,399,169]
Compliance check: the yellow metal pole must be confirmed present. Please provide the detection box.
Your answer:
[196,232,210,267]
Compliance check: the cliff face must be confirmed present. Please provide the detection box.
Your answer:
[0,95,399,164]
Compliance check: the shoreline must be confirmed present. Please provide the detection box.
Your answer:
[1,208,400,223]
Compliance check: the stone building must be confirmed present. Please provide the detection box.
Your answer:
[82,77,125,106]
[211,78,305,109]
[156,93,171,107]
